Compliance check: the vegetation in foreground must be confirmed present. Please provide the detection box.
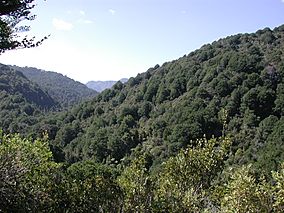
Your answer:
[1,131,284,212]
[1,1,284,212]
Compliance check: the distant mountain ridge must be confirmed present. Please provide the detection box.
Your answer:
[0,64,58,133]
[12,66,98,108]
[0,64,57,109]
[86,78,128,92]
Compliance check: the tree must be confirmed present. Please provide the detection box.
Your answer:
[0,130,60,212]
[61,160,122,212]
[221,165,273,212]
[0,0,47,54]
[154,137,232,212]
[118,155,153,212]
[272,162,284,212]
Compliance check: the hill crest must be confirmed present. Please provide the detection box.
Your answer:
[12,66,98,108]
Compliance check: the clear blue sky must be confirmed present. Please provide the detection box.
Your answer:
[1,0,284,83]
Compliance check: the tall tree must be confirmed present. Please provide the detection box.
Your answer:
[0,0,47,54]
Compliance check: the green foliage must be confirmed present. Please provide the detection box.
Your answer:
[59,160,122,212]
[253,117,284,175]
[154,137,231,212]
[1,131,284,212]
[0,130,59,212]
[2,24,284,211]
[116,136,284,212]
[272,163,284,211]
[0,64,57,109]
[13,66,98,108]
[0,131,122,212]
[0,0,47,54]
[221,165,273,212]
[118,155,153,212]
[220,162,284,213]
[0,64,58,134]
[20,24,283,173]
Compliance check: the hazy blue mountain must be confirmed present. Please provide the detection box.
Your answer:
[86,78,128,92]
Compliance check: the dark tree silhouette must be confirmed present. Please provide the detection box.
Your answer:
[0,0,48,54]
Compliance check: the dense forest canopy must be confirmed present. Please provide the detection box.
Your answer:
[30,25,284,175]
[0,63,98,134]
[1,132,284,212]
[0,64,58,133]
[13,65,98,108]
[1,21,284,211]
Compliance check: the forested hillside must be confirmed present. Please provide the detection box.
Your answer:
[0,64,58,133]
[3,0,284,211]
[1,23,284,212]
[13,66,98,108]
[31,25,284,175]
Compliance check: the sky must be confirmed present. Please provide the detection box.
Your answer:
[0,0,284,83]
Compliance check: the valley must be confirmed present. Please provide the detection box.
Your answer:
[1,24,284,212]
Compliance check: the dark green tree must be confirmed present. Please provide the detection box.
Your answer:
[0,130,60,212]
[0,0,47,53]
[61,160,122,212]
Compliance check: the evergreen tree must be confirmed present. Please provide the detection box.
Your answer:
[0,0,47,53]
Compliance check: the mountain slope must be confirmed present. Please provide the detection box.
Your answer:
[86,78,128,92]
[32,25,284,173]
[13,66,98,108]
[0,64,58,133]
